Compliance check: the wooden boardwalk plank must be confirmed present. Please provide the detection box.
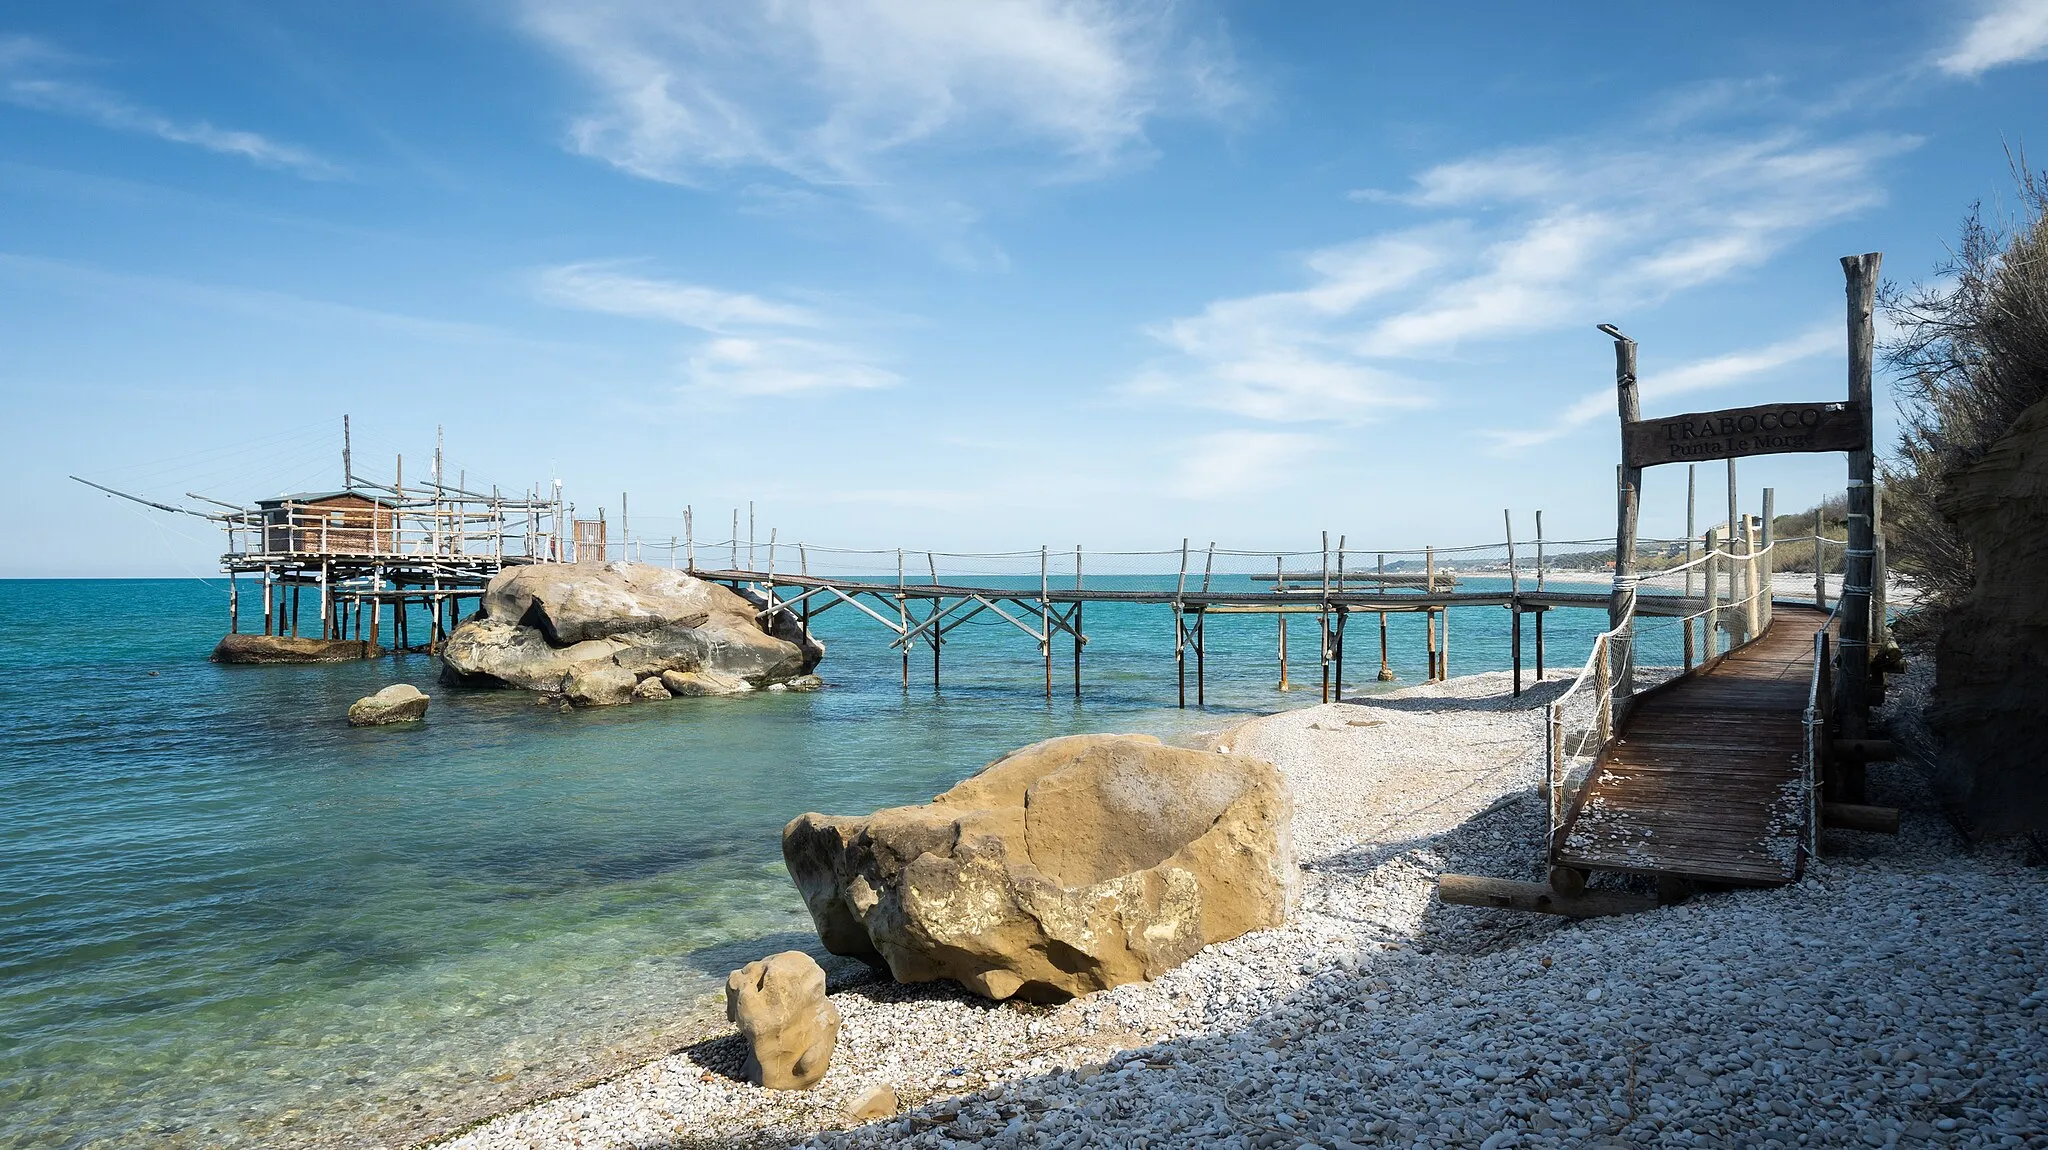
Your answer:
[1556,606,1828,886]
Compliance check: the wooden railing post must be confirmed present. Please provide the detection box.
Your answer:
[1704,527,1721,659]
[1594,634,1612,747]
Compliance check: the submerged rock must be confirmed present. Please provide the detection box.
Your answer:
[213,634,374,664]
[630,675,672,702]
[661,669,755,697]
[440,563,821,704]
[725,951,840,1090]
[783,734,1298,1002]
[346,683,430,726]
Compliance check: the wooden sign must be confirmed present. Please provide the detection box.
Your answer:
[1623,400,1866,468]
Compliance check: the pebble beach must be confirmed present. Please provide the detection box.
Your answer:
[437,659,2047,1150]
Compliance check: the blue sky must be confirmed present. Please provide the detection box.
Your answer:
[3,1,2045,577]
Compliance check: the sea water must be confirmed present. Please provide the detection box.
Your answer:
[0,575,1673,1148]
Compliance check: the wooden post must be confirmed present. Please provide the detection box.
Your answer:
[748,501,756,571]
[1704,526,1722,657]
[1511,604,1523,697]
[1331,608,1344,702]
[1871,484,1888,648]
[1331,538,1343,699]
[369,566,381,652]
[898,549,909,689]
[1176,538,1190,708]
[1761,487,1776,634]
[1041,546,1052,701]
[620,491,628,557]
[1198,544,1215,707]
[1684,465,1697,669]
[1725,458,1743,644]
[1604,325,1642,714]
[928,552,940,691]
[291,579,301,638]
[1535,509,1547,678]
[319,562,330,640]
[229,573,240,634]
[1424,546,1437,680]
[1319,532,1331,702]
[1377,553,1394,681]
[1505,509,1521,696]
[1837,252,1882,763]
[1073,545,1084,699]
[1276,556,1290,691]
[1442,596,1452,679]
[1815,524,1828,609]
[1594,633,1612,746]
[685,506,695,571]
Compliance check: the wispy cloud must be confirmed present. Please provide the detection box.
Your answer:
[517,0,1239,237]
[1480,325,1840,454]
[535,263,897,396]
[1166,430,1327,500]
[1935,0,2048,77]
[0,35,343,179]
[1136,129,1914,425]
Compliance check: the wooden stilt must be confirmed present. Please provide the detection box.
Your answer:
[291,579,301,638]
[1511,606,1523,697]
[1074,546,1084,699]
[1319,532,1331,703]
[1332,607,1345,702]
[1041,546,1052,701]
[229,574,240,634]
[1195,609,1206,707]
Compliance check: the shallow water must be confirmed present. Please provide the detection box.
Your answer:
[0,575,1679,1148]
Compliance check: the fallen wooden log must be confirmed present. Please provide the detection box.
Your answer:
[1822,801,1901,834]
[1437,874,1659,919]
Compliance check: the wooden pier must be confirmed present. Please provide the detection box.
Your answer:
[1440,253,1897,915]
[1553,604,1832,886]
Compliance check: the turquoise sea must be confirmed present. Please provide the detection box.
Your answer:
[0,575,1673,1149]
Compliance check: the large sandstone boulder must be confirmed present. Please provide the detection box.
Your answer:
[347,683,430,726]
[1930,396,2048,836]
[441,563,822,704]
[783,734,1297,1003]
[213,634,374,663]
[725,951,841,1090]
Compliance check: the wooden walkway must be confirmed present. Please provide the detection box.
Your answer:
[1555,605,1831,886]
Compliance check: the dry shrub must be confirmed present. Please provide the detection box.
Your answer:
[1880,158,2048,619]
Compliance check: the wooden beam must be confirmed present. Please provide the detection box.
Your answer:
[1822,802,1900,834]
[1437,874,1659,919]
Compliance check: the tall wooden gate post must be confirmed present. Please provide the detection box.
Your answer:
[1836,252,1883,792]
[1602,325,1643,716]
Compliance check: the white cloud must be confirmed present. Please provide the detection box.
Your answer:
[0,36,342,179]
[1936,0,2048,76]
[1138,130,1914,425]
[518,0,1238,190]
[1480,325,1840,453]
[1167,430,1326,500]
[535,263,898,396]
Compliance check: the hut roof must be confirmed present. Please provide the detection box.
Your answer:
[256,490,398,508]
